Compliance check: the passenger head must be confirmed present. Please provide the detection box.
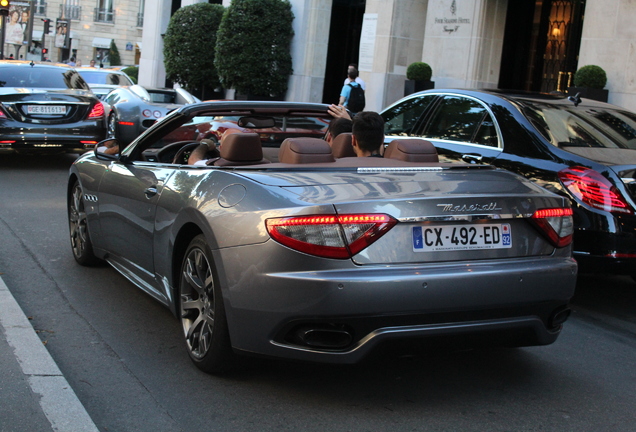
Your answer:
[352,112,385,156]
[325,117,353,146]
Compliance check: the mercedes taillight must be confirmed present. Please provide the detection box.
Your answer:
[558,166,632,214]
[87,102,105,119]
[266,214,397,259]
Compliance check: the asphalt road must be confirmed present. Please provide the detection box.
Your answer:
[0,152,635,432]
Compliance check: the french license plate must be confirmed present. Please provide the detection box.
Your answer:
[27,105,67,114]
[412,223,512,252]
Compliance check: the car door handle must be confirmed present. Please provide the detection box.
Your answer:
[144,187,158,198]
[461,154,483,163]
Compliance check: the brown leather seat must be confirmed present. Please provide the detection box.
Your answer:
[331,132,356,158]
[384,139,439,162]
[279,138,335,164]
[213,133,270,166]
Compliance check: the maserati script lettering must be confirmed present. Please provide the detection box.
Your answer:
[437,203,501,212]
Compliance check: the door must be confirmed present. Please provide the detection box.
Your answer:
[498,0,585,93]
[97,161,175,290]
[416,95,503,165]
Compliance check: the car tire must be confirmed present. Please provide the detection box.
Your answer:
[107,112,119,140]
[179,234,234,373]
[68,180,101,266]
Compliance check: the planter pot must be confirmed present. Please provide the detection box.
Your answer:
[404,80,435,96]
[567,87,609,103]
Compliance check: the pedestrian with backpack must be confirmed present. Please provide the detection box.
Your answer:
[339,69,366,114]
[344,64,366,90]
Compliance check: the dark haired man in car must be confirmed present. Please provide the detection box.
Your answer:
[324,117,352,147]
[351,111,384,157]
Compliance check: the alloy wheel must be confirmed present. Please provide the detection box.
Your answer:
[107,114,118,139]
[180,246,215,359]
[69,183,89,260]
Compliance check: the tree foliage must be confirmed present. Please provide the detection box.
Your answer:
[215,0,294,98]
[109,40,121,66]
[164,3,225,98]
[122,66,138,84]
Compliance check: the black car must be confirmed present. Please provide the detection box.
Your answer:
[381,89,636,276]
[0,61,106,153]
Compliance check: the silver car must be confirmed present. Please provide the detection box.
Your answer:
[75,67,135,100]
[103,85,200,146]
[67,101,577,374]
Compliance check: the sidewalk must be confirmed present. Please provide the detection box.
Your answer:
[0,277,99,432]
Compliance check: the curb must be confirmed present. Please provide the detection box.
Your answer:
[0,276,99,432]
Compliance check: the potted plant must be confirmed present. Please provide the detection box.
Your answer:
[405,62,434,96]
[215,0,294,100]
[568,65,608,102]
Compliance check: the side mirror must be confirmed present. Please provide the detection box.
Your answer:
[94,138,121,160]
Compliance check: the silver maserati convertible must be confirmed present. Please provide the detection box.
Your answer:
[68,101,577,373]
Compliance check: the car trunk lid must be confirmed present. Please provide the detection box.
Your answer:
[0,89,96,123]
[242,166,570,264]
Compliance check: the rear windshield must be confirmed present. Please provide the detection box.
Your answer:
[0,66,89,90]
[148,90,176,104]
[77,70,133,86]
[520,100,636,150]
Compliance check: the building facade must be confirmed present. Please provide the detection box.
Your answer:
[6,0,636,112]
[3,0,143,67]
[139,0,636,112]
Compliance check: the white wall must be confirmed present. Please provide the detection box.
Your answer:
[422,0,506,90]
[577,0,636,110]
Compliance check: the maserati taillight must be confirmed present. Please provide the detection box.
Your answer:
[558,166,632,214]
[531,207,574,247]
[87,102,105,119]
[266,214,397,259]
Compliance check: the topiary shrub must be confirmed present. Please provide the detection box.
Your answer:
[406,62,432,81]
[122,66,138,84]
[215,0,294,98]
[573,65,607,89]
[164,3,225,99]
[109,40,121,67]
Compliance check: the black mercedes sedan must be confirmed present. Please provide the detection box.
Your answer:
[0,61,106,153]
[381,89,636,276]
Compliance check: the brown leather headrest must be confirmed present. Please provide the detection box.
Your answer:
[384,139,438,162]
[331,132,356,158]
[279,138,335,164]
[219,133,263,161]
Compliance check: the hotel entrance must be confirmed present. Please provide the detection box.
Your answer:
[498,0,586,93]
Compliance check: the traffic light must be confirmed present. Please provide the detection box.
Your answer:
[42,18,51,34]
[42,48,48,55]
[0,0,10,17]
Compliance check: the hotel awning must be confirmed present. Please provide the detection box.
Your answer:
[92,38,112,49]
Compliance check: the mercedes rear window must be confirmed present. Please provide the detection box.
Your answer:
[0,66,89,90]
[521,101,636,150]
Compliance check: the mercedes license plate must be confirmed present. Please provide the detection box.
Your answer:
[27,105,67,114]
[412,223,512,252]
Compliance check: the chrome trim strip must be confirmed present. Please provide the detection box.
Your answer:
[106,257,168,304]
[398,213,531,222]
[3,101,91,106]
[357,167,444,173]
